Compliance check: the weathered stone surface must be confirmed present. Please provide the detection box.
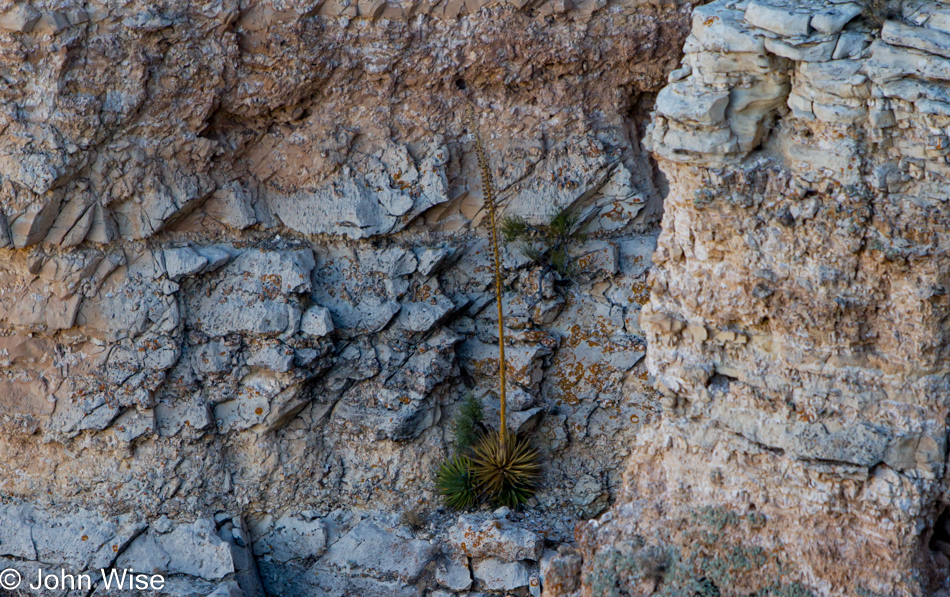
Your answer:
[0,4,40,32]
[252,515,327,563]
[447,514,543,562]
[300,306,334,337]
[811,3,862,35]
[165,247,208,281]
[118,518,235,580]
[0,1,686,595]
[579,1,950,595]
[435,553,472,591]
[473,558,532,591]
[745,1,810,37]
[319,519,435,582]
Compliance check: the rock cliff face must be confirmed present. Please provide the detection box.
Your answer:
[568,1,950,596]
[0,0,694,595]
[4,0,948,595]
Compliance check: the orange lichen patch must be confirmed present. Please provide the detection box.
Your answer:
[260,274,283,299]
[627,279,650,304]
[254,407,264,415]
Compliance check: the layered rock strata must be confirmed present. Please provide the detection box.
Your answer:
[570,1,950,595]
[0,0,694,594]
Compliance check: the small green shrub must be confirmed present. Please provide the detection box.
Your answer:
[453,393,483,454]
[501,208,587,277]
[436,455,478,510]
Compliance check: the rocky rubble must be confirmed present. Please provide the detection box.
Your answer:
[0,0,691,594]
[572,1,950,596]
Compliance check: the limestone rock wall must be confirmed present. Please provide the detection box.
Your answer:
[0,0,695,595]
[570,1,950,596]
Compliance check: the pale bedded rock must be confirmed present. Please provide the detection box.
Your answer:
[744,1,811,37]
[0,3,41,32]
[117,518,234,580]
[319,519,435,582]
[252,515,327,562]
[0,1,690,596]
[810,3,862,35]
[300,305,334,337]
[396,295,455,332]
[435,553,472,592]
[164,247,208,281]
[584,1,950,594]
[447,514,543,562]
[473,558,532,591]
[655,83,730,125]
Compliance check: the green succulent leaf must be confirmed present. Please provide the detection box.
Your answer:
[436,455,478,511]
[470,431,541,509]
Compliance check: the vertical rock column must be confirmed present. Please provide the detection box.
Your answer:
[571,1,950,595]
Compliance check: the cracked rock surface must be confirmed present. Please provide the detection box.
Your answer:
[0,0,692,594]
[570,1,950,596]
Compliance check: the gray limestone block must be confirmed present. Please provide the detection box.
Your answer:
[833,30,869,59]
[655,83,730,125]
[447,514,543,561]
[197,297,295,337]
[396,296,455,333]
[319,519,435,582]
[193,341,233,375]
[745,1,811,37]
[361,246,418,277]
[0,504,38,559]
[195,246,233,273]
[810,2,862,35]
[247,344,294,373]
[508,407,543,435]
[112,407,155,443]
[473,558,532,591]
[251,515,327,562]
[213,376,278,433]
[164,247,208,281]
[300,306,334,337]
[11,199,61,248]
[691,2,765,53]
[155,395,214,437]
[28,509,146,571]
[0,4,41,32]
[435,554,472,591]
[117,519,235,580]
[415,246,456,277]
[764,36,838,62]
[882,19,950,60]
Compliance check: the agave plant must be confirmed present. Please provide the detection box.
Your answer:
[471,430,541,508]
[436,454,479,510]
[434,103,542,512]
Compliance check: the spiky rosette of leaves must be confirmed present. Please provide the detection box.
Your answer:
[436,455,478,510]
[471,431,541,508]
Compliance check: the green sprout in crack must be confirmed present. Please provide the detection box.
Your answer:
[501,208,587,278]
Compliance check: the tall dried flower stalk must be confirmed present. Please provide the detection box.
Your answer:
[468,105,507,446]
